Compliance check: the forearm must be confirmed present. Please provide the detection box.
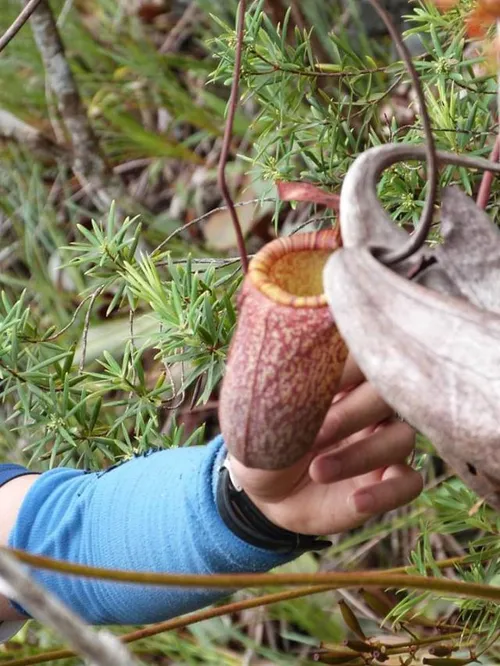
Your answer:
[7,436,295,625]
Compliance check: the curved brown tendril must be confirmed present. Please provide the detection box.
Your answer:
[339,143,500,257]
[217,0,249,274]
[366,0,437,266]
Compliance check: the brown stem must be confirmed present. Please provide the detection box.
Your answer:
[366,0,437,266]
[216,0,249,274]
[24,0,127,211]
[0,555,473,666]
[0,554,481,666]
[0,0,42,53]
[6,548,500,603]
[476,132,500,209]
[1,586,331,666]
[122,585,328,643]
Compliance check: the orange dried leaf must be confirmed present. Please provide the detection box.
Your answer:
[466,0,500,36]
[277,181,340,210]
[433,0,458,10]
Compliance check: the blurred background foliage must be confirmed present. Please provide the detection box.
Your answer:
[2,0,500,663]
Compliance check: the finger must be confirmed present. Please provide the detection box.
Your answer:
[337,354,365,392]
[310,421,415,484]
[315,379,393,449]
[350,464,423,516]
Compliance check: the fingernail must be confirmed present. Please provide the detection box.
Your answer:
[353,490,374,514]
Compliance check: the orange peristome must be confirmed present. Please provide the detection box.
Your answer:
[250,230,339,307]
[219,229,348,470]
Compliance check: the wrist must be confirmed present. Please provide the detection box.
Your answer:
[223,456,278,523]
[216,455,330,554]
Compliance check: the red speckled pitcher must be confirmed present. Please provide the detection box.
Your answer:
[219,229,347,470]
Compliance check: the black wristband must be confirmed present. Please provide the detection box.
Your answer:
[216,461,331,555]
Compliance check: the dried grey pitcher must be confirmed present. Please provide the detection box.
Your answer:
[323,143,500,510]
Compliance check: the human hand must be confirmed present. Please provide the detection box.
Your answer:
[229,355,422,535]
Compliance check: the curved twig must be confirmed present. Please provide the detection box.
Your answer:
[340,143,500,253]
[477,133,500,209]
[0,0,42,54]
[366,0,437,266]
[216,0,249,273]
[78,286,104,373]
[152,197,274,258]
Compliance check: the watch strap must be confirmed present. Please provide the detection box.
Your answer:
[216,460,331,555]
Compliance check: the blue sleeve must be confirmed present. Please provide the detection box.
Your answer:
[8,436,296,625]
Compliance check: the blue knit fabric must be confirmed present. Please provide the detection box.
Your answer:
[0,465,36,489]
[8,436,295,625]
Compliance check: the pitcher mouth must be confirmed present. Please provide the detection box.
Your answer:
[249,230,340,308]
